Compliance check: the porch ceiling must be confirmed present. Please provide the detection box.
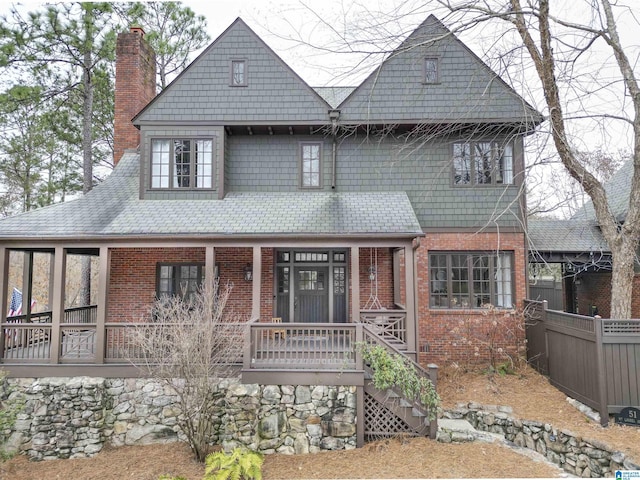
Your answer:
[0,152,423,241]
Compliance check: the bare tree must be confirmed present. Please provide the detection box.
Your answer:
[129,280,246,462]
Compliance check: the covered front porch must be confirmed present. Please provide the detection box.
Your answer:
[0,240,420,378]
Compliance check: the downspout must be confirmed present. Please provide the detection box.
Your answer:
[329,109,340,189]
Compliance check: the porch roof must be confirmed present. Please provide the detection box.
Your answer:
[528,218,610,264]
[0,152,423,240]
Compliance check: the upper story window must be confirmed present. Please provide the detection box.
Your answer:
[300,142,322,189]
[230,59,247,86]
[429,252,513,309]
[453,141,513,186]
[423,57,439,84]
[150,138,214,189]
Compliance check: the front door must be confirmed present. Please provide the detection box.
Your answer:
[294,267,329,323]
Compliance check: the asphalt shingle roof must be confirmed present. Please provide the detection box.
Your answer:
[313,86,356,109]
[0,152,422,240]
[527,218,609,253]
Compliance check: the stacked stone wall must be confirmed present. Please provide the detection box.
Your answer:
[2,377,357,460]
[444,403,640,478]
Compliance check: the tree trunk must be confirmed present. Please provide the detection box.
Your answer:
[609,235,638,319]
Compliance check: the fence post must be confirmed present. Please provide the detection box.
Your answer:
[594,315,609,426]
[355,323,363,371]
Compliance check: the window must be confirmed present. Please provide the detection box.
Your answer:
[230,59,247,86]
[424,57,439,84]
[300,143,322,188]
[150,138,214,189]
[453,141,513,186]
[429,252,513,309]
[156,263,204,302]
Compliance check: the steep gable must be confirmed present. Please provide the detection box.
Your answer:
[339,15,541,125]
[134,18,331,125]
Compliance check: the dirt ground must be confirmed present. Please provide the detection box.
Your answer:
[2,365,638,480]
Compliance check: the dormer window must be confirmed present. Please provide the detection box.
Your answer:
[150,138,214,189]
[230,59,247,86]
[423,57,439,84]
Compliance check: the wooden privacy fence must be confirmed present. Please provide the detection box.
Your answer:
[525,299,640,426]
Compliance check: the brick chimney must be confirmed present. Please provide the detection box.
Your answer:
[114,27,156,165]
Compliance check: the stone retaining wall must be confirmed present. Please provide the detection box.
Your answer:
[1,377,357,460]
[445,403,640,478]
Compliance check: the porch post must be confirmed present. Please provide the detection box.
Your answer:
[94,247,110,364]
[350,246,360,323]
[205,246,216,291]
[50,246,67,364]
[404,242,417,354]
[0,247,8,355]
[22,251,34,320]
[251,246,261,320]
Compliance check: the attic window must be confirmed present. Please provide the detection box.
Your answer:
[230,59,247,86]
[423,57,439,84]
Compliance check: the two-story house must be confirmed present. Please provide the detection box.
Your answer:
[0,16,541,443]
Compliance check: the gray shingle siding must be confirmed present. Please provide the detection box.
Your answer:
[135,20,331,124]
[339,16,540,125]
[224,132,524,229]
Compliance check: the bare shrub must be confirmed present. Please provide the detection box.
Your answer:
[129,280,246,462]
[449,305,527,374]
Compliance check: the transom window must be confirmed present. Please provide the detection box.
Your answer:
[423,57,439,84]
[150,138,214,189]
[453,141,513,186]
[157,263,204,302]
[300,143,322,188]
[230,59,247,86]
[429,252,513,309]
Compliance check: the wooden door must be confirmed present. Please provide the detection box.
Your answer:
[294,267,329,323]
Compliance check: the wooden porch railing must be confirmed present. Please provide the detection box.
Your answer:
[245,321,358,370]
[359,309,407,349]
[1,305,98,362]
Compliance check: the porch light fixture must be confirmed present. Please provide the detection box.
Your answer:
[243,264,253,282]
[368,266,376,281]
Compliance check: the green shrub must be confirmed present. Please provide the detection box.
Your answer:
[204,448,263,480]
[359,344,440,419]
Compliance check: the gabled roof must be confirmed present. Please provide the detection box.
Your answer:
[134,18,332,125]
[0,153,422,241]
[338,15,542,126]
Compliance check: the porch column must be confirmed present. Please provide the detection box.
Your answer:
[251,246,261,320]
[0,247,8,355]
[22,251,34,320]
[404,243,417,354]
[94,246,110,364]
[205,246,216,291]
[50,246,67,364]
[350,246,360,323]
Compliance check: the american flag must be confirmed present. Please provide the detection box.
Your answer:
[8,288,34,317]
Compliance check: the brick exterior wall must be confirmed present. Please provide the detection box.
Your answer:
[575,273,611,318]
[106,236,527,367]
[415,232,528,367]
[114,28,156,165]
